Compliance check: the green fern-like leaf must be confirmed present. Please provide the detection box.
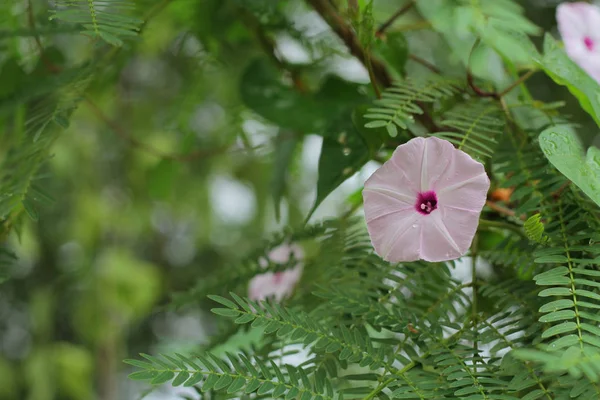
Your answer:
[524,214,548,244]
[433,100,504,160]
[0,66,92,224]
[49,0,142,46]
[363,78,461,137]
[124,352,338,399]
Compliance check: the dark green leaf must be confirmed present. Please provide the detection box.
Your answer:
[539,125,600,207]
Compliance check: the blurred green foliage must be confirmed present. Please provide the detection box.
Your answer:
[1,0,599,399]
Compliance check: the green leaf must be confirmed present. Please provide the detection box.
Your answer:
[541,322,577,338]
[245,378,262,393]
[539,299,574,313]
[184,372,204,387]
[151,371,175,385]
[213,375,233,391]
[234,314,255,324]
[534,255,568,264]
[172,371,190,387]
[211,308,241,317]
[123,359,154,369]
[537,34,600,127]
[21,198,39,221]
[128,370,158,381]
[521,389,546,400]
[305,113,380,221]
[539,287,572,297]
[202,374,220,391]
[207,295,238,309]
[272,131,300,221]
[547,334,580,351]
[351,105,388,155]
[258,381,275,395]
[539,125,600,207]
[358,0,374,49]
[240,59,365,133]
[373,32,408,77]
[228,376,247,393]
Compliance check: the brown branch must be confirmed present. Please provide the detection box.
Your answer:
[498,70,536,98]
[239,8,307,93]
[485,200,525,221]
[376,0,415,36]
[552,181,571,200]
[466,39,499,99]
[306,0,442,133]
[408,54,441,74]
[467,71,499,99]
[306,0,392,88]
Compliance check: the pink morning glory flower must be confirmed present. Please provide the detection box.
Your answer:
[557,2,600,83]
[248,243,303,302]
[363,137,490,262]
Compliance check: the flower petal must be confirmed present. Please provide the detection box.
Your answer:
[363,189,413,223]
[363,137,490,263]
[437,174,489,212]
[419,136,456,192]
[434,144,490,206]
[249,243,304,302]
[366,208,421,262]
[269,243,304,264]
[248,267,302,302]
[386,137,426,192]
[557,3,593,40]
[363,144,419,220]
[420,209,478,262]
[557,2,600,83]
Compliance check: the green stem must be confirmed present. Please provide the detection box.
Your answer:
[376,0,415,36]
[479,218,526,239]
[365,52,382,98]
[362,377,396,400]
[471,234,479,364]
[498,70,536,98]
[505,62,534,103]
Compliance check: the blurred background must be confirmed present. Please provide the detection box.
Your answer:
[1,0,599,399]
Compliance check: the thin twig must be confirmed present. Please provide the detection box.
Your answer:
[306,0,392,87]
[479,218,527,239]
[239,8,308,93]
[485,200,526,221]
[306,0,441,133]
[498,70,536,98]
[365,54,382,98]
[466,39,499,99]
[376,0,415,36]
[552,181,571,199]
[27,0,61,73]
[471,233,479,364]
[84,97,238,162]
[408,54,441,74]
[393,20,431,32]
[467,71,499,99]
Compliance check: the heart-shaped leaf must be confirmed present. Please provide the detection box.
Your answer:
[539,125,600,207]
[536,34,600,128]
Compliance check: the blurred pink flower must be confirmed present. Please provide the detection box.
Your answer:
[363,137,490,262]
[248,243,303,302]
[557,2,600,83]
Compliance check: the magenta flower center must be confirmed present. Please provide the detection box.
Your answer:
[584,36,595,51]
[273,271,284,284]
[416,191,438,215]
